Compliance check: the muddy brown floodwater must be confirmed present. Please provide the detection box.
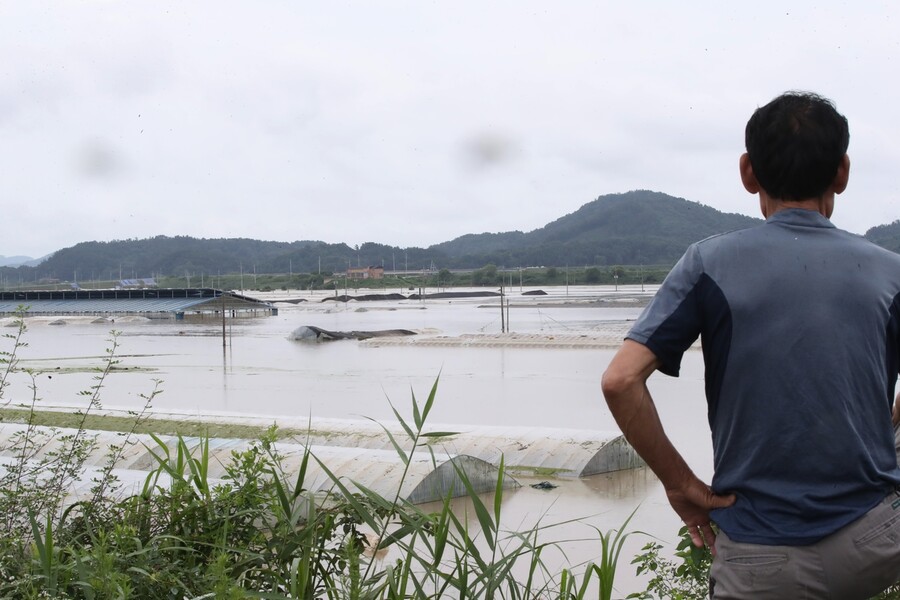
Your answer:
[0,285,714,596]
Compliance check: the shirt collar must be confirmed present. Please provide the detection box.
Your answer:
[765,208,835,229]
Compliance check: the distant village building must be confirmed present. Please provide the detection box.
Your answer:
[346,266,384,280]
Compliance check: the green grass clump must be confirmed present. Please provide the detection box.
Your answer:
[0,407,277,440]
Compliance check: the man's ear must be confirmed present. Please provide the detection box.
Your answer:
[833,154,850,195]
[740,153,760,194]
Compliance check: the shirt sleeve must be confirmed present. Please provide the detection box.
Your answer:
[626,244,704,377]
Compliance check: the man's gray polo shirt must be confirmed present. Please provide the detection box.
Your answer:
[627,208,900,545]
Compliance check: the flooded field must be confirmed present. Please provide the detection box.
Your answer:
[0,285,714,595]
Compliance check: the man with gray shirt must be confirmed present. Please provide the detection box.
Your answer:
[602,92,900,598]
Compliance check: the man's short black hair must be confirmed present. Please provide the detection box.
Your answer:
[745,91,849,201]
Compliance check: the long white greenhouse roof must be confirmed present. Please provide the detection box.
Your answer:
[0,424,516,505]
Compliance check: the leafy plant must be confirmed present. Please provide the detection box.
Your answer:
[627,525,712,600]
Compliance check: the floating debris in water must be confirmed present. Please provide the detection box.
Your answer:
[289,325,416,342]
[530,481,558,490]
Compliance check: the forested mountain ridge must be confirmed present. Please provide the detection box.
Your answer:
[11,189,884,282]
[0,255,42,267]
[431,190,761,267]
[531,190,757,244]
[863,220,900,254]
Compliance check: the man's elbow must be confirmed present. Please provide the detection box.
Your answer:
[601,366,636,404]
[602,340,659,405]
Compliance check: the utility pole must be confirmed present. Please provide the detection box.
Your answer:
[221,291,227,348]
[500,281,506,333]
[505,279,511,331]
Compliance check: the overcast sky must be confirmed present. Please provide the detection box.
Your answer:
[3,1,899,259]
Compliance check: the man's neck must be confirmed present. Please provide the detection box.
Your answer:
[760,194,834,219]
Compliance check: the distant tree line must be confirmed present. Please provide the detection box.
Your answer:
[0,235,682,289]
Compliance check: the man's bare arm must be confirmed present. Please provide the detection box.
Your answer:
[601,339,735,551]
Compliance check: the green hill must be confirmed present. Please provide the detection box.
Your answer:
[433,190,760,266]
[864,221,900,253]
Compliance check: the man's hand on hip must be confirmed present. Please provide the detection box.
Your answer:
[665,475,736,554]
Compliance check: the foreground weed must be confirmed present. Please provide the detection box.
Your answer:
[0,306,28,406]
[315,376,644,600]
[627,525,710,600]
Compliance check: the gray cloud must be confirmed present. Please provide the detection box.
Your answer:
[73,139,128,179]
